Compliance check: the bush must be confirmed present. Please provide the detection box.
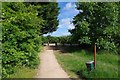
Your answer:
[2,3,43,78]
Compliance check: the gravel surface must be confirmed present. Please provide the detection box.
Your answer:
[35,47,70,78]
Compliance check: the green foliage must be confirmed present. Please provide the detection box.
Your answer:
[70,2,119,53]
[59,36,67,45]
[55,47,118,78]
[2,2,42,77]
[58,36,74,45]
[79,36,91,44]
[42,36,49,44]
[34,2,60,34]
[41,35,78,46]
[2,2,59,78]
[42,35,59,44]
[42,35,75,46]
[96,38,117,53]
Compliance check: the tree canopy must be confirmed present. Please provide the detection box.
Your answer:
[70,2,120,53]
[27,2,60,34]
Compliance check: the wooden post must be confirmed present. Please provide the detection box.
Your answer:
[94,43,96,69]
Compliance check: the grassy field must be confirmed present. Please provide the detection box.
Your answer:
[54,46,119,79]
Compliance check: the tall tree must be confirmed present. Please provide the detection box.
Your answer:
[70,2,119,52]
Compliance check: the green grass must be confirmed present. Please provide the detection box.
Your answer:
[9,66,37,78]
[54,46,119,79]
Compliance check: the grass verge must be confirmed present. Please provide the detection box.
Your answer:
[54,46,119,79]
[9,66,37,78]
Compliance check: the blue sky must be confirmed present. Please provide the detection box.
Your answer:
[44,2,79,36]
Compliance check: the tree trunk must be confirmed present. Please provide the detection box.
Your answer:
[55,42,57,46]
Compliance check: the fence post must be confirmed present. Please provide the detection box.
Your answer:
[94,43,96,69]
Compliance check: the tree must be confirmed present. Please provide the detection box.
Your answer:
[59,36,67,46]
[40,3,59,34]
[70,2,119,53]
[43,36,59,46]
[28,2,60,34]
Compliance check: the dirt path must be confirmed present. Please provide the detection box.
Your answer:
[35,46,70,78]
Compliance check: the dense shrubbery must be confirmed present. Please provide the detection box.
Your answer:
[2,2,42,77]
[2,2,59,78]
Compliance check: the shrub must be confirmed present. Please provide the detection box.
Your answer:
[2,3,43,77]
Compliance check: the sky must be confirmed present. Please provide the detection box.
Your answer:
[44,2,79,37]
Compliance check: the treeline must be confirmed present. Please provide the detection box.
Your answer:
[2,2,59,77]
[42,35,75,46]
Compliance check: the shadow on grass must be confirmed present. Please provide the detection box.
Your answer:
[47,44,94,55]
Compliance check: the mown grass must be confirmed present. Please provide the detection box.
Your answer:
[54,46,119,79]
[9,66,37,78]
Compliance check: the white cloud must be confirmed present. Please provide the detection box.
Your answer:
[68,23,75,29]
[80,10,83,13]
[73,8,79,13]
[59,3,79,19]
[64,2,72,10]
[62,32,71,36]
[52,31,56,34]
[63,2,76,10]
[58,25,63,28]
[66,3,72,8]
[60,18,71,26]
[58,18,75,30]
